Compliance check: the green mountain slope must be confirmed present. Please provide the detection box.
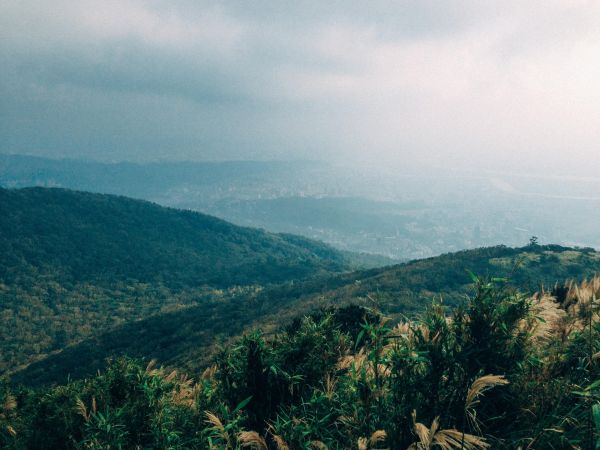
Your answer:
[0,187,352,287]
[0,187,356,374]
[15,244,600,386]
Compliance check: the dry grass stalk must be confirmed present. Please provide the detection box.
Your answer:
[324,374,337,399]
[392,322,412,337]
[170,379,196,407]
[433,429,489,450]
[551,277,600,337]
[369,429,387,446]
[337,348,367,371]
[202,365,218,380]
[271,433,290,450]
[204,411,225,432]
[75,398,88,421]
[409,411,489,450]
[2,395,16,412]
[204,411,230,446]
[337,348,391,380]
[527,294,566,342]
[465,375,509,434]
[75,397,96,422]
[266,423,290,450]
[165,369,178,382]
[336,414,356,427]
[145,359,158,374]
[238,430,267,449]
[357,436,368,450]
[465,375,509,411]
[412,412,438,449]
[310,440,329,449]
[0,394,17,436]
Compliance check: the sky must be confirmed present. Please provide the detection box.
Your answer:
[1,1,600,174]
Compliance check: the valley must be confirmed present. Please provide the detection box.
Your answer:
[4,154,600,261]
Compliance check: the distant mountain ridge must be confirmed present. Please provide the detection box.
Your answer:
[0,153,318,199]
[5,153,600,260]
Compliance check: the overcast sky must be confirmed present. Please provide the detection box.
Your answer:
[1,1,600,174]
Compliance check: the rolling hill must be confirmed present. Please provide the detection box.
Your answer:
[0,187,355,287]
[14,243,600,386]
[0,187,361,374]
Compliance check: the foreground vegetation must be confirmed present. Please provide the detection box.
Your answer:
[2,276,598,449]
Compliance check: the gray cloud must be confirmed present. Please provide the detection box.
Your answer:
[1,0,600,174]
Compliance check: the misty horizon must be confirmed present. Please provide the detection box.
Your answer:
[2,1,600,176]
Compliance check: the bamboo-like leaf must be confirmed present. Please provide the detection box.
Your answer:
[233,395,253,413]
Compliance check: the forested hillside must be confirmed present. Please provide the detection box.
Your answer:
[15,244,600,386]
[0,187,352,287]
[0,187,357,374]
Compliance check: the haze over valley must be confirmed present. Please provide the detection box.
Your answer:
[2,153,599,260]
